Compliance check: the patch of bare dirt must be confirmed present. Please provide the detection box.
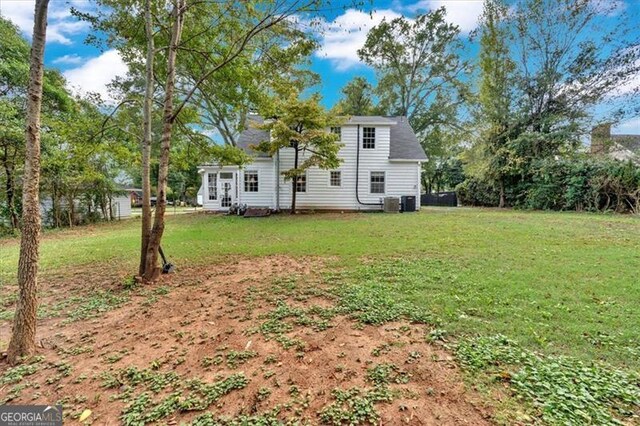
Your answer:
[0,256,492,425]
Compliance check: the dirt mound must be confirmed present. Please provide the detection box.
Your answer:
[0,256,492,425]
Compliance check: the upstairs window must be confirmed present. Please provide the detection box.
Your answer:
[363,127,376,149]
[244,171,258,192]
[330,171,341,187]
[208,173,217,200]
[330,127,341,138]
[295,174,307,193]
[370,171,385,194]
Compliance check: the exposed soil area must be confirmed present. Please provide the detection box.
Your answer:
[0,256,492,425]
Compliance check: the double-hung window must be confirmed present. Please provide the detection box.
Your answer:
[244,171,258,192]
[330,171,341,187]
[370,172,385,194]
[363,127,376,149]
[207,173,217,200]
[330,127,341,138]
[295,174,307,192]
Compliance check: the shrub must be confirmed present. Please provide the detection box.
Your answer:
[455,178,500,207]
[458,157,640,213]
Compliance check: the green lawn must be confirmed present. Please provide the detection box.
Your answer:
[1,208,639,368]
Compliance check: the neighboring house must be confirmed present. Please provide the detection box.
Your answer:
[40,194,131,226]
[127,188,143,207]
[198,115,427,212]
[591,123,640,164]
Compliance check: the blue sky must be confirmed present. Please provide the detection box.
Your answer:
[1,0,638,134]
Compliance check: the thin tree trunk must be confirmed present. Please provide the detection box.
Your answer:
[143,0,185,282]
[7,0,49,365]
[499,179,505,208]
[291,144,298,215]
[139,0,155,277]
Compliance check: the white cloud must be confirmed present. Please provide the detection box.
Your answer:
[408,0,484,33]
[63,50,128,101]
[52,54,85,66]
[613,116,640,135]
[0,0,90,45]
[314,9,402,70]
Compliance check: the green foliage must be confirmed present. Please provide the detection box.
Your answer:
[328,265,435,326]
[455,178,500,207]
[105,365,248,425]
[64,291,130,323]
[0,356,44,385]
[464,0,640,207]
[189,409,285,426]
[456,335,640,425]
[366,363,410,386]
[358,9,470,194]
[318,387,394,425]
[524,157,640,213]
[225,350,258,369]
[255,91,343,211]
[333,77,375,116]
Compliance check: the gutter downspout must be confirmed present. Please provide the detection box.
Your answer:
[355,124,383,208]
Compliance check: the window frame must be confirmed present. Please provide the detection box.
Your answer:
[362,127,376,149]
[243,170,259,193]
[207,172,217,201]
[295,173,307,193]
[370,171,385,194]
[330,126,341,138]
[329,170,342,187]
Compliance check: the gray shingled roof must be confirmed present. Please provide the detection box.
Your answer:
[386,116,427,160]
[237,115,427,161]
[237,115,271,158]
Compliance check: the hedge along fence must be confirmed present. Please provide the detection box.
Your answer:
[457,158,640,213]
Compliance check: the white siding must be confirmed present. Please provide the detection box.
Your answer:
[112,195,131,218]
[277,125,421,211]
[202,165,238,211]
[238,160,275,207]
[199,124,422,211]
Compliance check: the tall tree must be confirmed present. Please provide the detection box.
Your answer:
[334,76,375,115]
[358,9,471,194]
[358,9,469,132]
[0,17,70,231]
[509,0,640,150]
[79,0,360,280]
[473,0,514,207]
[255,93,342,214]
[7,0,50,364]
[139,0,155,276]
[143,0,186,280]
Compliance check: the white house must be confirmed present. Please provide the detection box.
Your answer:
[198,115,427,212]
[591,123,640,164]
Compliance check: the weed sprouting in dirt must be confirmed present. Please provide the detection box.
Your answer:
[104,364,249,425]
[365,363,410,386]
[318,387,395,425]
[225,350,258,369]
[64,291,130,323]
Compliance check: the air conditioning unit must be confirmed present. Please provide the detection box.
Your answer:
[383,197,400,213]
[401,195,417,212]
